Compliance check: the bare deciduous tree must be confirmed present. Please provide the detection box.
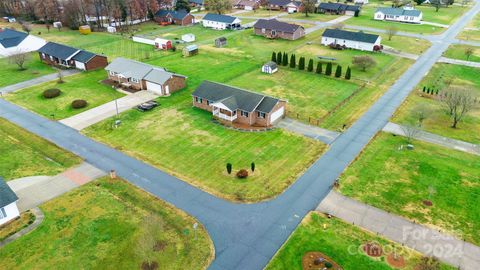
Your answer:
[352,55,377,71]
[204,0,232,14]
[386,25,398,41]
[401,124,421,143]
[439,86,477,128]
[136,214,165,270]
[21,22,32,34]
[302,0,316,17]
[8,50,30,70]
[464,46,474,61]
[412,104,431,126]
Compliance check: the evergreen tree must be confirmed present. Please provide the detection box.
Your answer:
[345,66,351,80]
[316,62,322,74]
[271,52,276,63]
[290,54,296,68]
[277,52,282,65]
[436,89,439,95]
[307,59,314,72]
[226,163,232,174]
[283,52,288,66]
[335,65,342,78]
[422,86,426,92]
[326,62,332,75]
[298,57,305,70]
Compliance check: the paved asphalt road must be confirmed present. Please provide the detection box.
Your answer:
[0,2,479,269]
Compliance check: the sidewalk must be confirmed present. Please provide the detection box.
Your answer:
[59,91,157,130]
[277,117,340,144]
[438,57,480,68]
[0,69,79,94]
[8,162,106,212]
[317,191,480,270]
[383,122,480,155]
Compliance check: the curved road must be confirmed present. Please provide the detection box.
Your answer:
[0,2,479,269]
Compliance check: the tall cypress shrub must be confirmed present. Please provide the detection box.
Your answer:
[335,65,342,78]
[326,62,332,75]
[290,54,296,68]
[277,52,282,65]
[283,52,288,66]
[271,52,276,63]
[307,59,314,72]
[345,66,351,80]
[298,57,305,70]
[316,62,323,74]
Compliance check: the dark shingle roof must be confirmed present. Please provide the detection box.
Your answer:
[154,10,190,20]
[0,178,18,208]
[268,0,293,6]
[72,50,96,63]
[0,28,28,48]
[254,19,303,33]
[319,3,360,12]
[37,42,79,60]
[203,13,238,24]
[192,81,281,113]
[322,29,379,43]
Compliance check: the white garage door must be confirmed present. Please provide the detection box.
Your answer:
[270,107,284,123]
[146,81,163,95]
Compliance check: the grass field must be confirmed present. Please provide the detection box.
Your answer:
[0,53,55,88]
[5,70,125,119]
[443,44,480,62]
[238,9,285,17]
[0,177,213,269]
[0,118,82,180]
[393,64,480,144]
[339,133,480,245]
[84,90,325,202]
[282,12,342,22]
[266,212,455,270]
[380,34,431,54]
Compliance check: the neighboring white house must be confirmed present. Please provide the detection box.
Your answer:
[0,178,20,226]
[262,61,278,74]
[354,0,368,4]
[182,33,195,42]
[202,13,241,30]
[374,6,423,24]
[321,28,382,52]
[0,28,46,57]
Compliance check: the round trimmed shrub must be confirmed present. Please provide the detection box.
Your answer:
[71,99,88,109]
[325,262,333,268]
[236,169,249,179]
[43,88,61,99]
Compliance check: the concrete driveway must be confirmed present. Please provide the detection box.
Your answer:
[59,91,158,130]
[8,162,105,212]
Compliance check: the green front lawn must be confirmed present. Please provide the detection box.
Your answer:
[238,9,285,17]
[393,64,480,144]
[266,212,455,270]
[0,118,82,180]
[443,44,480,62]
[84,90,325,202]
[0,177,213,269]
[5,70,125,119]
[380,34,431,55]
[0,53,55,88]
[339,133,480,245]
[417,5,467,25]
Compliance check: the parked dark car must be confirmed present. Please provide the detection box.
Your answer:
[137,100,158,111]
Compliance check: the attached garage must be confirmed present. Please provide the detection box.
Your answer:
[270,106,284,123]
[146,81,163,95]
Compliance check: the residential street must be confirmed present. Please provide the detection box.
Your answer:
[0,1,479,269]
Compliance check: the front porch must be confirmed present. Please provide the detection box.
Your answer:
[213,107,237,122]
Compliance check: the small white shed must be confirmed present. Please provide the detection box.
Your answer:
[133,36,156,45]
[53,21,62,28]
[181,33,195,42]
[107,26,116,33]
[262,61,278,74]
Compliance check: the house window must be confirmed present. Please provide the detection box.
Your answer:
[258,112,266,118]
[207,100,211,105]
[0,207,6,219]
[262,28,266,33]
[49,56,53,61]
[41,53,45,58]
[195,97,203,103]
[241,111,249,117]
[109,71,117,76]
[131,78,140,83]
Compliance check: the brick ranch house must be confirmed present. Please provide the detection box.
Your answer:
[105,57,186,96]
[254,19,305,40]
[267,0,303,13]
[192,81,287,127]
[154,10,195,25]
[37,42,107,71]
